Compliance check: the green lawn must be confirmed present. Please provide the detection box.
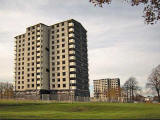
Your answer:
[0,100,160,119]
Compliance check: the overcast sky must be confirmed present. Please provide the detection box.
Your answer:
[0,0,160,96]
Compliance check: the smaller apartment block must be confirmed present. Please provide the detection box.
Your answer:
[93,78,120,101]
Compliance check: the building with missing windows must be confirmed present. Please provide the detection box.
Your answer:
[93,78,120,101]
[14,19,89,100]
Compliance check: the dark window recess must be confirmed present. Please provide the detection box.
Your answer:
[52,73,55,76]
[52,67,55,71]
[45,47,49,51]
[28,28,30,31]
[63,78,66,81]
[62,39,65,42]
[46,68,49,72]
[57,67,60,70]
[62,55,65,58]
[57,61,60,65]
[62,44,65,47]
[62,49,65,53]
[63,72,66,76]
[63,84,66,87]
[37,73,40,75]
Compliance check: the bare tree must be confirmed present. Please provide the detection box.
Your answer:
[89,0,160,25]
[123,77,141,102]
[146,65,160,102]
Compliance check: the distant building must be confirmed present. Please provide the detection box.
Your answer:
[93,78,120,101]
[14,19,89,100]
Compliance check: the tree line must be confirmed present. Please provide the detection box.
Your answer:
[122,64,160,102]
[0,65,160,102]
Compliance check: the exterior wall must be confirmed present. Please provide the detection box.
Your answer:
[15,34,26,91]
[49,19,89,97]
[14,19,90,99]
[49,21,70,91]
[72,20,89,97]
[40,25,50,90]
[15,23,50,93]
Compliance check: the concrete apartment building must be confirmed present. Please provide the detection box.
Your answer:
[14,19,90,100]
[93,78,120,101]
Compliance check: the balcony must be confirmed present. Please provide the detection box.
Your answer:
[69,39,75,43]
[37,86,41,90]
[37,32,40,35]
[37,47,41,52]
[37,42,41,46]
[69,33,74,38]
[37,53,40,57]
[37,75,40,78]
[37,37,41,40]
[37,58,41,62]
[70,80,76,84]
[70,68,76,72]
[69,28,74,32]
[37,80,41,84]
[68,22,74,27]
[69,56,76,60]
[70,86,76,90]
[69,62,76,66]
[69,44,75,49]
[70,74,76,78]
[37,27,41,30]
[37,64,40,67]
[69,50,75,55]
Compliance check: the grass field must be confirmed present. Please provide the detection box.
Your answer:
[0,100,160,119]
